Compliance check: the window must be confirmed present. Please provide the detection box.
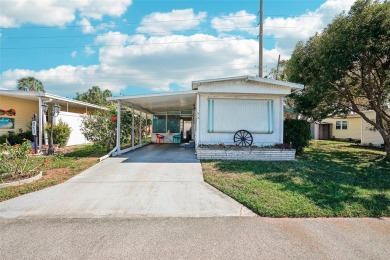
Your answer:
[207,99,274,134]
[167,115,180,133]
[152,115,166,133]
[336,121,348,130]
[152,113,182,133]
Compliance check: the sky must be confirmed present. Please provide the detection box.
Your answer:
[0,0,356,97]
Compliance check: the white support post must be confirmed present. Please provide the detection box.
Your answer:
[195,94,200,147]
[280,97,284,144]
[139,111,142,146]
[132,106,135,148]
[116,101,121,155]
[38,97,43,150]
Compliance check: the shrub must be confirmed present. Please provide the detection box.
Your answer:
[284,119,311,154]
[46,120,71,147]
[0,141,42,179]
[3,131,34,145]
[0,134,7,144]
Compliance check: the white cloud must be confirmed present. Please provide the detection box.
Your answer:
[264,0,355,56]
[71,51,78,58]
[136,9,207,35]
[1,31,274,95]
[84,46,95,56]
[78,18,94,34]
[77,18,116,34]
[0,65,126,96]
[0,0,132,28]
[0,0,354,96]
[211,10,257,35]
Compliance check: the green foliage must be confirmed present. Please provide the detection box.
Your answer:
[2,131,34,145]
[0,144,106,201]
[0,134,7,144]
[267,60,289,81]
[203,140,390,217]
[75,86,112,106]
[0,141,42,178]
[284,119,311,154]
[286,0,390,159]
[17,76,45,92]
[46,120,71,147]
[81,108,147,151]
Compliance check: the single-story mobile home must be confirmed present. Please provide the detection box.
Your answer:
[0,90,107,149]
[108,75,303,156]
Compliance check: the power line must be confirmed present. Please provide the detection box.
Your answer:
[2,25,305,40]
[0,37,262,50]
[0,14,336,30]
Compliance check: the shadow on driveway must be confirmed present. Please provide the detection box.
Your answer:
[119,144,199,163]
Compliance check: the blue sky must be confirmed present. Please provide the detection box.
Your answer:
[0,0,355,97]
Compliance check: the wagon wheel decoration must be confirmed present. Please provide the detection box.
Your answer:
[234,130,253,147]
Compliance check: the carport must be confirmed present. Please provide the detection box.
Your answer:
[108,91,197,155]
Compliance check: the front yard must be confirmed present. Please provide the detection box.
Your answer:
[0,145,106,202]
[202,140,390,217]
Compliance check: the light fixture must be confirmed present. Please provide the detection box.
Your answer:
[42,103,48,113]
[41,103,61,155]
[53,103,61,117]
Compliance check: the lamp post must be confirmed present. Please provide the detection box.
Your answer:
[42,103,61,155]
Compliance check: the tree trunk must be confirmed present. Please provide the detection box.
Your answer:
[384,137,390,161]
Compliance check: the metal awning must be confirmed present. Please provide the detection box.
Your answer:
[107,91,197,114]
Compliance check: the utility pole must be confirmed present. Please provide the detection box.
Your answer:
[275,54,281,80]
[259,0,264,77]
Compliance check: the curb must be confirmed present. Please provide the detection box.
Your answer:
[0,171,43,188]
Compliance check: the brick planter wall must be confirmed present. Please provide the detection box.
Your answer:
[196,147,296,161]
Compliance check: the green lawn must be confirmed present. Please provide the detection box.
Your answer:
[202,140,390,217]
[0,144,107,202]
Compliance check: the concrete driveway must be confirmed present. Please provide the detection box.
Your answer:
[0,144,254,218]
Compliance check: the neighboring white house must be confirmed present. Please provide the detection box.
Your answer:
[0,90,108,148]
[108,75,303,154]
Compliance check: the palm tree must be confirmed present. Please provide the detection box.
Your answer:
[17,77,45,92]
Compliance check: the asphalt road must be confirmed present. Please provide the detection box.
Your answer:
[1,217,389,260]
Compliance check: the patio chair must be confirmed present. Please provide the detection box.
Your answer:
[156,134,164,143]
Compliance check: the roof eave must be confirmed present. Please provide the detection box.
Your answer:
[192,75,304,90]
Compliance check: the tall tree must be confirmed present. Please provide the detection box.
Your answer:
[75,86,112,106]
[17,77,45,92]
[287,0,390,159]
[268,60,289,81]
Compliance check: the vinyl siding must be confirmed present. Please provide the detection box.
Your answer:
[197,80,292,95]
[198,93,282,146]
[0,96,39,135]
[322,117,361,140]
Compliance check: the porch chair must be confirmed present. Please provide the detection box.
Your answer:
[156,134,164,143]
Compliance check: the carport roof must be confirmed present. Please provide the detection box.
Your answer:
[0,90,108,110]
[107,91,197,114]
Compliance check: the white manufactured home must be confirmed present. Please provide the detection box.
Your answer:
[108,76,303,155]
